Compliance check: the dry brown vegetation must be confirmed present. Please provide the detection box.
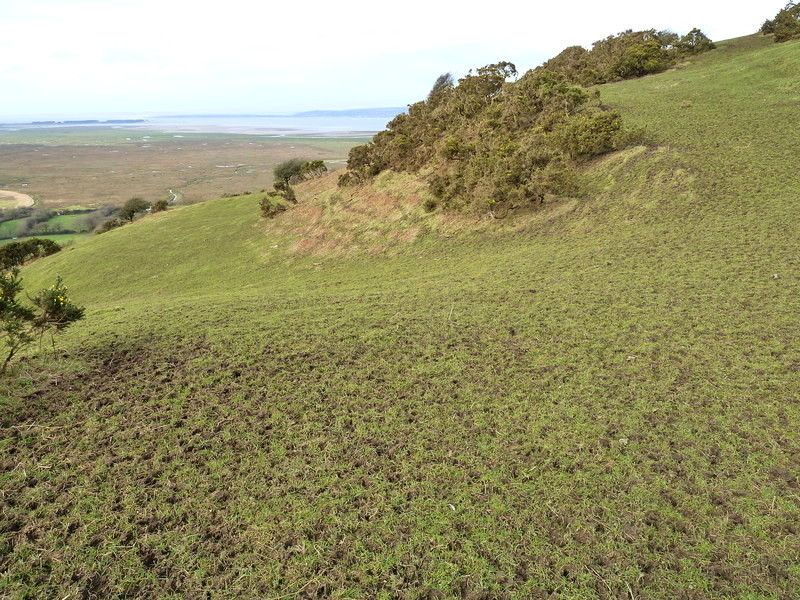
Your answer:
[267,170,580,256]
[0,136,353,209]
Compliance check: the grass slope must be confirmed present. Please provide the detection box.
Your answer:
[2,35,799,599]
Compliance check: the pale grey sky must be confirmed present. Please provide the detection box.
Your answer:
[0,0,784,119]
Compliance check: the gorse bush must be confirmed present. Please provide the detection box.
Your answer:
[259,193,289,219]
[260,160,328,218]
[0,269,84,373]
[337,27,715,215]
[96,218,125,234]
[762,2,800,42]
[542,28,715,86]
[339,64,632,213]
[0,238,61,269]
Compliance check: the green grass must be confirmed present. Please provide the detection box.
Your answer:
[0,218,23,238]
[2,35,799,599]
[0,214,90,240]
[40,213,90,232]
[0,232,89,247]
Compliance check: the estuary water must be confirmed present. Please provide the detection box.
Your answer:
[0,113,400,138]
[134,115,395,137]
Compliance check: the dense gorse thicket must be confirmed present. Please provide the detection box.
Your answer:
[339,27,715,214]
[340,65,630,214]
[762,2,800,42]
[542,28,715,86]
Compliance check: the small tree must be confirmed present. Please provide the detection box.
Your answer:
[273,159,307,188]
[294,160,328,182]
[0,269,84,373]
[676,28,716,54]
[119,197,151,222]
[151,199,169,213]
[261,159,329,218]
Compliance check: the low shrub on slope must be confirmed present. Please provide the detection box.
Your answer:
[339,64,631,214]
[337,27,714,216]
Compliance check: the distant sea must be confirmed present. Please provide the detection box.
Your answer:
[0,110,405,137]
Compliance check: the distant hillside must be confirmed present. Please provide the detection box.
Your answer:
[5,32,800,600]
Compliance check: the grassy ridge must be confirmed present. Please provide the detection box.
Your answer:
[2,35,799,599]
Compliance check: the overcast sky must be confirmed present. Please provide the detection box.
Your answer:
[0,0,785,119]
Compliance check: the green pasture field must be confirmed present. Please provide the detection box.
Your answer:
[1,34,799,599]
[0,219,24,238]
[42,213,90,230]
[0,214,90,240]
[0,232,89,247]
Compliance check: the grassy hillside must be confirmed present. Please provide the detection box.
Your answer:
[2,35,799,599]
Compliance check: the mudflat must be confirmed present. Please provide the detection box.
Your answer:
[0,132,359,209]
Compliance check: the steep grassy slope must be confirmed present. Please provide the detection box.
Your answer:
[2,35,799,599]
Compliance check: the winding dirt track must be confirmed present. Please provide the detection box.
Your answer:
[0,190,35,207]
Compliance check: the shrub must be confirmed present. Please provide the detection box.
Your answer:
[293,160,327,183]
[96,218,124,234]
[119,197,151,222]
[337,171,361,187]
[676,28,716,54]
[0,269,84,373]
[339,65,631,213]
[0,238,61,269]
[151,199,169,213]
[558,110,627,159]
[259,193,289,219]
[771,2,800,42]
[273,158,306,186]
[541,28,715,86]
[260,159,327,219]
[272,180,297,204]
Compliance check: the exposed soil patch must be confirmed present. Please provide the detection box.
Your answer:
[0,189,35,207]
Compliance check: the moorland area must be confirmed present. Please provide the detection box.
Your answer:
[1,16,799,600]
[0,128,360,247]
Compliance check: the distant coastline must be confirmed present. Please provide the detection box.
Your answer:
[17,119,146,126]
[156,107,406,119]
[0,109,407,137]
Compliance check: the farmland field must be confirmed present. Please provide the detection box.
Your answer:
[0,232,88,247]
